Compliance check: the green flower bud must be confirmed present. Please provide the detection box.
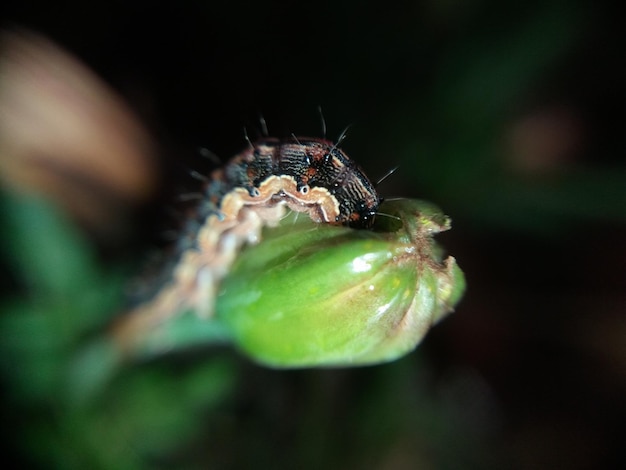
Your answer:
[216,199,465,367]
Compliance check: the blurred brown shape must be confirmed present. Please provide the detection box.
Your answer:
[505,106,585,176]
[0,29,157,235]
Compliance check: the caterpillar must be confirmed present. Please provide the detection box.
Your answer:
[115,136,381,344]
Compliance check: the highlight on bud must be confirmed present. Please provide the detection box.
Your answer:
[216,199,465,367]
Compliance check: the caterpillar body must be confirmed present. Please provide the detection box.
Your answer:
[117,137,381,343]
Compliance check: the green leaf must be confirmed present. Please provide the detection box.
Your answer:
[0,191,97,297]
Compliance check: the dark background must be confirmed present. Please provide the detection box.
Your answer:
[2,1,624,469]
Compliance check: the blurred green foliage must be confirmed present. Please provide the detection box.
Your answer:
[0,194,237,469]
